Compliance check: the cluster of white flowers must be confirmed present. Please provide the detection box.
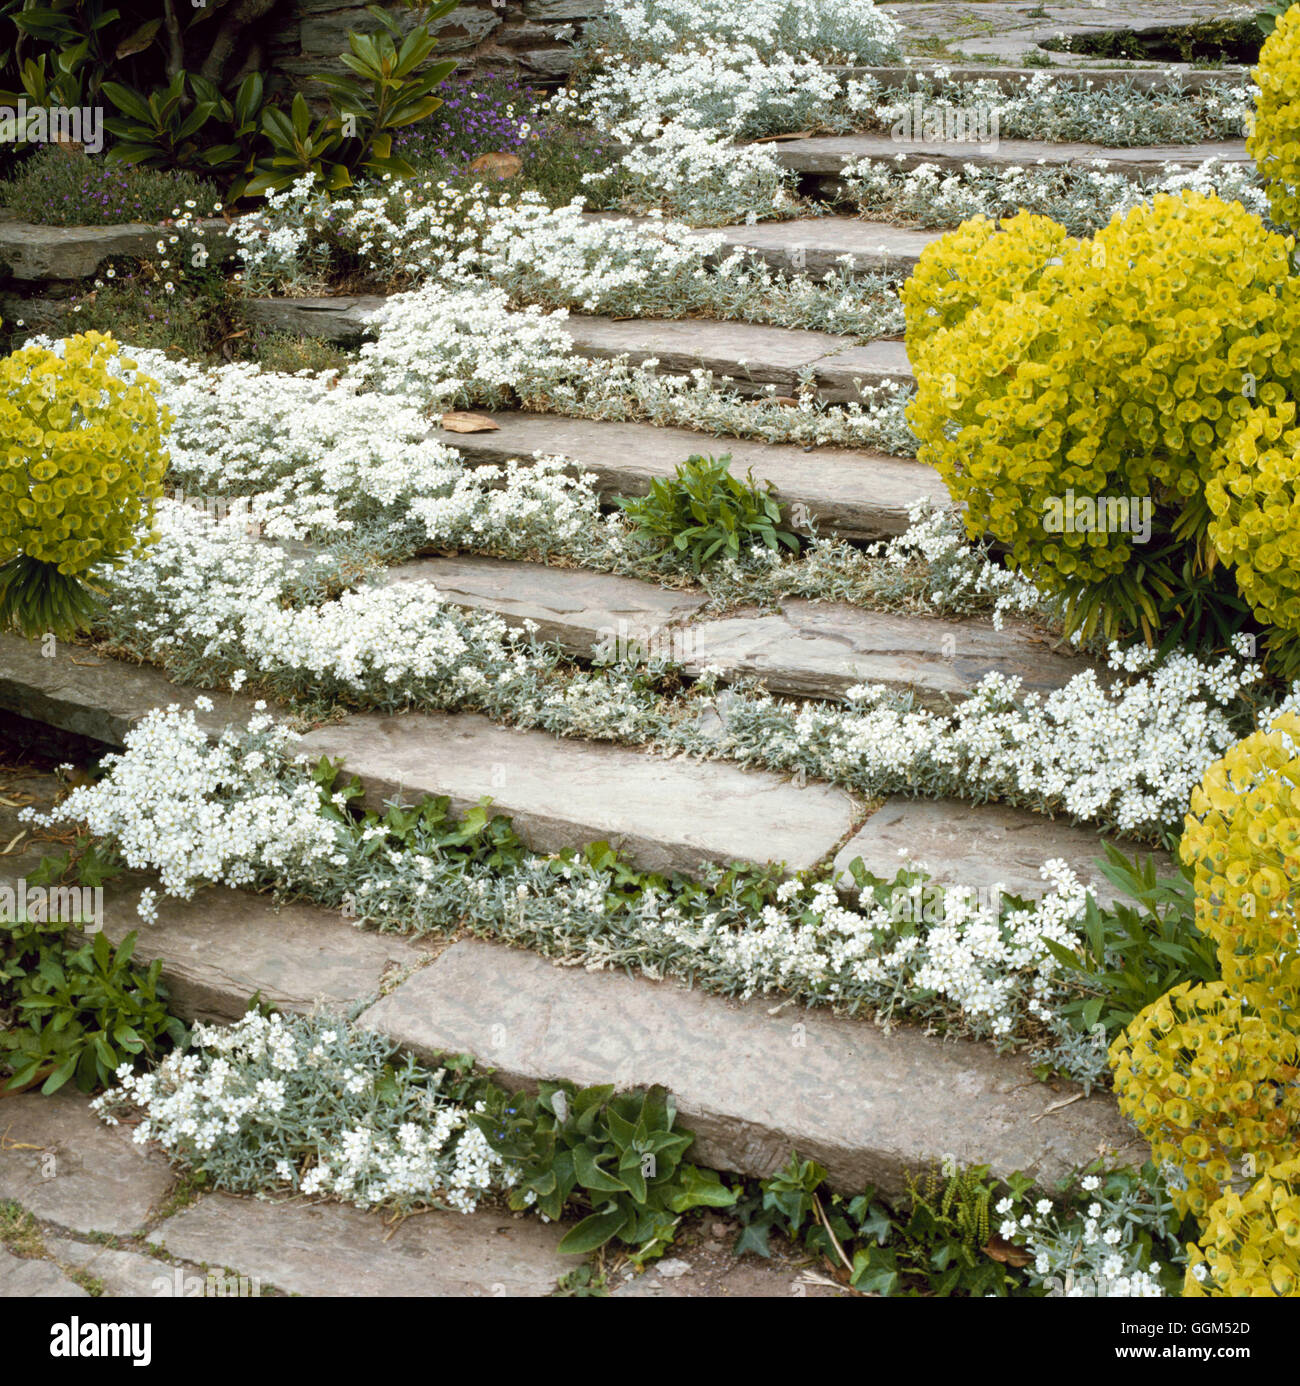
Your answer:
[843,154,1268,235]
[92,1011,507,1213]
[578,0,901,66]
[19,703,336,904]
[1012,1174,1175,1297]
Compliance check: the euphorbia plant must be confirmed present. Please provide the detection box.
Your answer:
[0,329,169,640]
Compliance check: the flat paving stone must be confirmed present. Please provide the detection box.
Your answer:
[387,556,1091,703]
[833,796,1171,904]
[0,633,850,875]
[360,937,1141,1197]
[691,216,941,275]
[0,632,255,747]
[45,1238,210,1299]
[844,62,1245,93]
[97,883,431,1026]
[0,1247,88,1297]
[564,313,913,396]
[683,601,1091,705]
[0,1093,175,1238]
[0,219,226,281]
[156,1193,574,1296]
[242,295,385,341]
[773,132,1249,178]
[888,1,1244,65]
[383,553,707,653]
[296,709,858,875]
[427,411,946,540]
[580,210,939,275]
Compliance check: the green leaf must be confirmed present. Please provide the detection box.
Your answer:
[573,1143,628,1194]
[667,1164,738,1213]
[557,1208,628,1256]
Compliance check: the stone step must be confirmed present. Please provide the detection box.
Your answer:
[768,132,1250,180]
[841,63,1246,93]
[0,218,228,282]
[426,410,946,542]
[242,298,914,398]
[562,313,912,399]
[361,936,1141,1197]
[0,786,1138,1203]
[582,210,941,276]
[0,640,1143,895]
[0,633,858,876]
[385,553,1091,708]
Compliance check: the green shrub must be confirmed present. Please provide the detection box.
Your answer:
[1250,2,1300,231]
[0,330,170,638]
[0,146,217,227]
[1039,844,1218,1042]
[472,1081,737,1263]
[1,915,187,1096]
[905,191,1300,648]
[1206,397,1300,675]
[618,453,800,573]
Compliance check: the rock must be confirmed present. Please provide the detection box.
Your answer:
[0,1247,88,1297]
[0,1092,175,1237]
[833,797,1172,905]
[156,1193,573,1296]
[358,937,1143,1197]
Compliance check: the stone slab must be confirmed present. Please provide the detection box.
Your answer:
[296,709,858,875]
[428,410,946,541]
[97,882,431,1027]
[360,938,1142,1197]
[242,294,385,341]
[383,553,706,653]
[0,1093,175,1237]
[772,133,1250,178]
[0,1246,88,1297]
[0,220,227,282]
[0,633,853,875]
[46,1238,202,1299]
[563,313,915,397]
[842,63,1246,93]
[0,632,257,747]
[382,556,1090,705]
[833,796,1172,904]
[690,216,941,276]
[684,602,1091,706]
[156,1193,573,1296]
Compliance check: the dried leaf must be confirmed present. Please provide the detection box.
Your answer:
[982,1236,1033,1268]
[440,411,500,433]
[468,152,523,179]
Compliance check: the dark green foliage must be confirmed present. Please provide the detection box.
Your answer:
[618,454,801,572]
[472,1082,737,1263]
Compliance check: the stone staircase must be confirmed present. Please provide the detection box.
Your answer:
[7,59,1235,1275]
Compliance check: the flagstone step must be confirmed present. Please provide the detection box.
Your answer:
[241,299,915,398]
[767,132,1249,180]
[426,411,944,541]
[562,313,913,399]
[384,553,1090,708]
[360,936,1142,1196]
[844,63,1246,93]
[0,634,858,876]
[0,776,1141,1204]
[581,210,940,276]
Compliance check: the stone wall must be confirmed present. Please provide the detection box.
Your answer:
[268,0,607,90]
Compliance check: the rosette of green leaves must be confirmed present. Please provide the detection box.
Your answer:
[473,1082,736,1262]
